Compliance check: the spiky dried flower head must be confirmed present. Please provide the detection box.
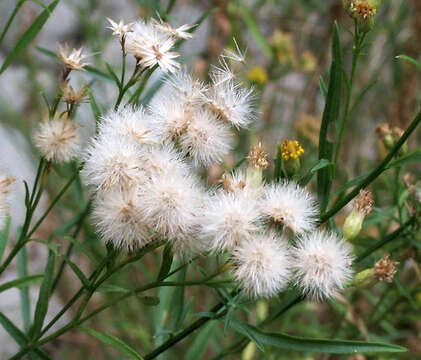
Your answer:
[350,0,377,19]
[374,254,399,283]
[106,18,134,38]
[0,175,15,230]
[281,139,304,160]
[200,191,262,252]
[33,117,81,163]
[152,18,196,40]
[98,107,158,146]
[81,137,145,191]
[354,189,374,216]
[126,20,180,73]
[247,142,269,169]
[60,81,88,106]
[205,80,256,129]
[222,38,246,64]
[92,188,150,250]
[232,232,291,298]
[375,122,391,138]
[292,231,354,300]
[262,182,318,234]
[137,172,203,240]
[57,44,90,72]
[179,109,233,167]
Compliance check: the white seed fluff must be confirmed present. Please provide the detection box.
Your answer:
[180,109,233,167]
[81,137,145,191]
[165,70,208,107]
[200,191,262,252]
[92,188,150,250]
[291,230,354,300]
[233,232,291,298]
[205,80,256,129]
[262,182,318,234]
[138,172,202,240]
[33,118,81,163]
[99,107,158,146]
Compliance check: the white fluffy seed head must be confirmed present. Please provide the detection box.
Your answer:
[262,182,318,234]
[99,107,158,146]
[0,175,14,228]
[291,230,354,300]
[200,191,262,252]
[180,109,233,167]
[92,188,150,250]
[165,70,208,107]
[33,118,81,163]
[204,80,256,129]
[232,232,291,298]
[138,172,203,240]
[126,20,180,73]
[81,137,145,191]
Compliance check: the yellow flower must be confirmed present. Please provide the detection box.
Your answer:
[281,140,304,160]
[247,66,268,84]
[300,51,317,72]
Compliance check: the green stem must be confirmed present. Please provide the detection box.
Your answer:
[114,64,144,110]
[321,110,421,223]
[127,65,157,105]
[334,23,365,165]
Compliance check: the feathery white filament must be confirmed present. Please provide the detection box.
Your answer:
[233,232,291,298]
[200,191,262,252]
[262,182,318,234]
[92,188,150,250]
[291,231,354,300]
[33,118,81,163]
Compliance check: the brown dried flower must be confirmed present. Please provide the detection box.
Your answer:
[247,142,269,169]
[374,254,399,283]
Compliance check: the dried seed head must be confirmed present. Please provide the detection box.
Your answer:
[374,254,399,283]
[354,189,374,216]
[247,142,269,169]
[106,18,134,38]
[57,44,90,72]
[281,139,304,160]
[375,123,391,138]
[60,81,88,105]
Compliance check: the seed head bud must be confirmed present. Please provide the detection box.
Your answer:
[281,139,304,177]
[246,142,269,187]
[376,123,394,150]
[343,190,373,240]
[60,81,88,106]
[374,254,399,283]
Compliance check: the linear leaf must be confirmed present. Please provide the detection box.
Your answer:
[396,55,421,70]
[59,254,89,286]
[386,149,421,169]
[157,244,173,281]
[0,311,27,346]
[317,22,342,212]
[0,274,44,293]
[17,245,31,332]
[300,159,334,186]
[233,322,406,354]
[80,326,144,360]
[185,322,217,360]
[0,216,11,262]
[0,0,59,74]
[31,249,56,338]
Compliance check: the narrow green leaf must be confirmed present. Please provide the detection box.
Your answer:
[230,320,265,351]
[299,159,334,186]
[139,296,160,306]
[59,254,89,286]
[31,249,56,338]
[0,216,11,262]
[0,0,59,74]
[0,274,44,293]
[319,76,327,99]
[386,149,421,169]
[157,244,173,281]
[185,322,217,360]
[396,55,421,70]
[80,326,144,360]
[17,246,31,332]
[64,236,99,264]
[96,284,130,293]
[233,322,406,354]
[170,266,186,330]
[317,22,342,212]
[238,5,272,59]
[0,311,27,346]
[104,61,121,87]
[88,88,102,127]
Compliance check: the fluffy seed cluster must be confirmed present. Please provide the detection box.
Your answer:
[0,175,15,230]
[33,117,81,163]
[81,17,355,300]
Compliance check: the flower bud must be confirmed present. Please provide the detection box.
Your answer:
[343,190,373,240]
[246,142,269,187]
[353,254,398,288]
[281,139,304,177]
[353,268,375,287]
[346,0,381,33]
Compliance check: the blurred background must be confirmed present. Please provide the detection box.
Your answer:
[0,0,420,359]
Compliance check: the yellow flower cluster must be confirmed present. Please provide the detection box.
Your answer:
[281,140,304,160]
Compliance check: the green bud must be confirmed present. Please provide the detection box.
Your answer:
[343,209,364,240]
[353,268,375,287]
[282,157,301,178]
[383,134,395,150]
